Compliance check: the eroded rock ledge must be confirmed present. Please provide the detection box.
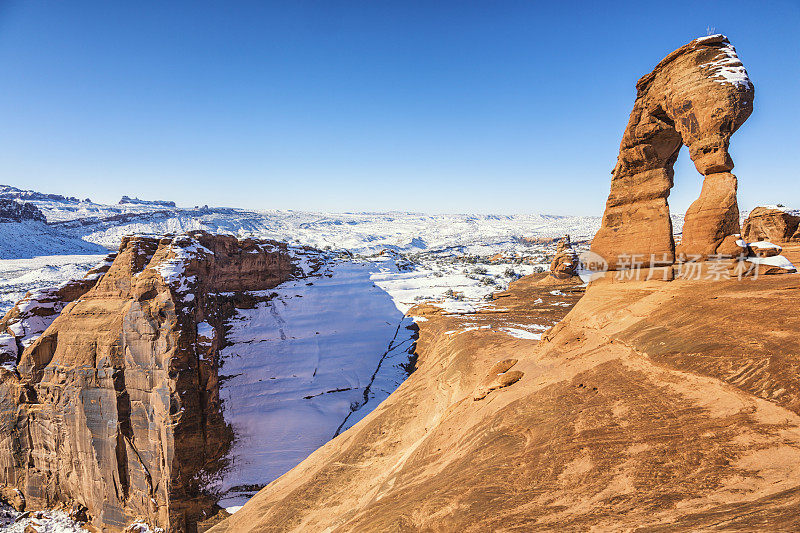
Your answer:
[0,232,303,532]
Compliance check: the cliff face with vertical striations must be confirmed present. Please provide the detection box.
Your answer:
[592,35,754,268]
[0,231,298,532]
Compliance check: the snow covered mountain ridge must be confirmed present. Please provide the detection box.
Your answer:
[1,184,607,257]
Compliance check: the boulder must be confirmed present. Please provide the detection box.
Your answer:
[734,259,797,277]
[592,35,753,268]
[715,234,748,258]
[742,206,800,244]
[749,241,782,258]
[473,359,523,401]
[0,485,25,511]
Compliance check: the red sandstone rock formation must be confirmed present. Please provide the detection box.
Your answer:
[0,232,299,532]
[0,254,116,370]
[592,35,754,268]
[549,235,578,279]
[742,206,800,244]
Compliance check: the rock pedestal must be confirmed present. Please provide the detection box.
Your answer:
[679,172,740,258]
[549,235,578,279]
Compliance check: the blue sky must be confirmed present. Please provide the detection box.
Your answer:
[0,1,797,215]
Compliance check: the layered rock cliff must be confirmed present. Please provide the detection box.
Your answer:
[0,232,299,531]
[592,35,754,268]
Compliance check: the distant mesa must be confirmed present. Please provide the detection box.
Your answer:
[0,184,80,204]
[118,195,177,208]
[591,35,754,269]
[0,199,46,223]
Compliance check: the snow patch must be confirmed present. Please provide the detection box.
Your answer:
[700,40,752,90]
[749,241,782,250]
[746,255,797,272]
[501,328,543,340]
[212,260,416,508]
[197,321,215,346]
[0,504,85,532]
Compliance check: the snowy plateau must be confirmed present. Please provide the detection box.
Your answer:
[0,185,647,530]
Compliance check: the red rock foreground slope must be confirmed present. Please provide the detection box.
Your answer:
[212,247,800,532]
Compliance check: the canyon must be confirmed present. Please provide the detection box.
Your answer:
[212,249,800,532]
[0,33,798,533]
[208,35,800,532]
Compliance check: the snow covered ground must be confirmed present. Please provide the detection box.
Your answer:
[0,254,107,316]
[2,185,603,256]
[0,220,107,259]
[0,502,164,532]
[0,185,604,524]
[368,249,552,314]
[209,240,589,510]
[213,257,417,508]
[55,208,602,256]
[0,504,85,532]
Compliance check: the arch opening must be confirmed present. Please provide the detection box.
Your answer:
[591,35,754,270]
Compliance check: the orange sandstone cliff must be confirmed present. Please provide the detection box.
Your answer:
[0,232,299,531]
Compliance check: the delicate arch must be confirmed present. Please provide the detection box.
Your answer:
[592,35,754,269]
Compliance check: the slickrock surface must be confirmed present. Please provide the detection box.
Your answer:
[592,35,753,268]
[742,206,800,244]
[211,258,800,532]
[0,232,299,532]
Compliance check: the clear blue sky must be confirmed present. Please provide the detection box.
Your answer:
[0,1,797,215]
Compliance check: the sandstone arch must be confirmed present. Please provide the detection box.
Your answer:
[592,35,754,269]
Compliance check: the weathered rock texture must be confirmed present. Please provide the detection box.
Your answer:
[592,35,754,268]
[211,249,800,532]
[0,232,298,532]
[742,206,800,244]
[549,235,578,279]
[0,255,116,369]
